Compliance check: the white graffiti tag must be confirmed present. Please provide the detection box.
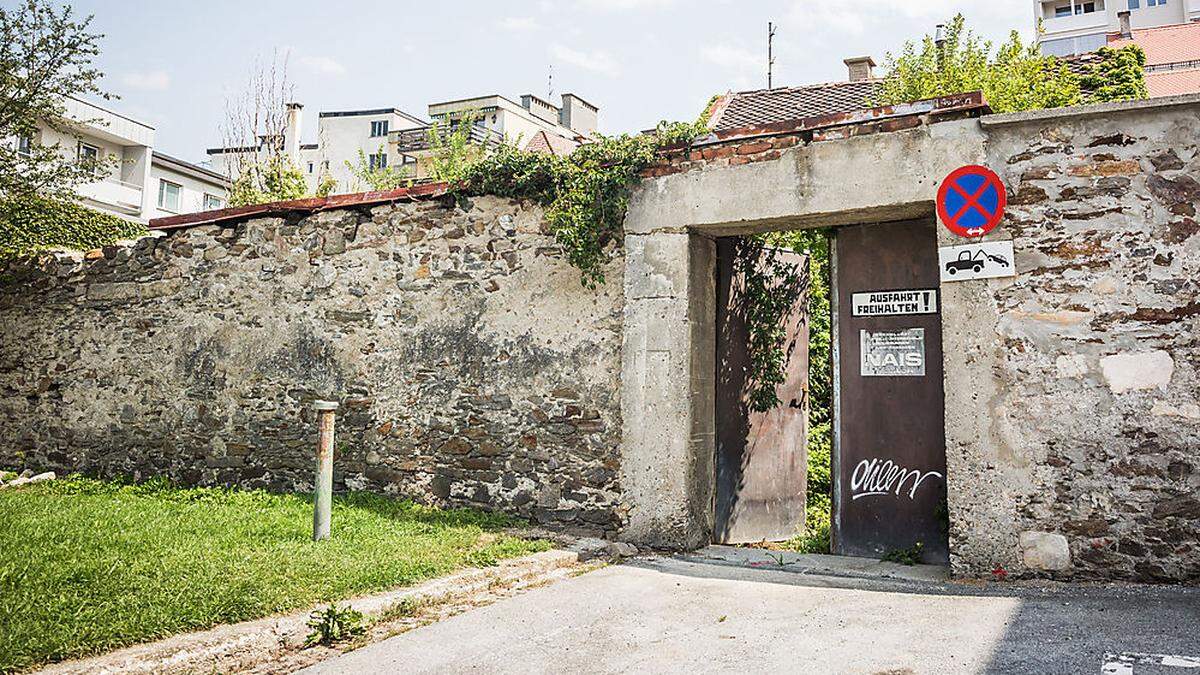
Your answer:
[850,457,943,500]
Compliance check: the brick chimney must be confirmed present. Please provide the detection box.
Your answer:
[1117,11,1132,38]
[844,56,877,82]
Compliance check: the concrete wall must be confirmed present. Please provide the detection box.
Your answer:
[623,95,1200,581]
[0,195,626,535]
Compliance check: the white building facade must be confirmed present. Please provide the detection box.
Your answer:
[207,92,599,191]
[8,96,228,222]
[1035,0,1200,55]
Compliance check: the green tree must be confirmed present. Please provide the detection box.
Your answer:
[227,155,308,207]
[873,14,1081,113]
[427,112,488,184]
[1081,45,1149,103]
[0,0,115,199]
[345,147,409,192]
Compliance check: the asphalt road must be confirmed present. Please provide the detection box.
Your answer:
[302,553,1200,675]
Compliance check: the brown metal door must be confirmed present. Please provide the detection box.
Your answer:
[833,219,948,563]
[714,239,809,544]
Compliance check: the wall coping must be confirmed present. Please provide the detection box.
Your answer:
[980,92,1200,127]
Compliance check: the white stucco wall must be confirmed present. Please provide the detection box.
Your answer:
[148,162,228,219]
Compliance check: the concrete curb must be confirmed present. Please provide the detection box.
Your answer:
[678,545,951,584]
[37,549,580,675]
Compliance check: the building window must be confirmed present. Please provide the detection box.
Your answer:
[368,153,387,170]
[370,120,389,137]
[1147,0,1165,6]
[1128,0,1140,8]
[157,179,181,212]
[77,141,100,165]
[203,193,224,210]
[308,162,314,174]
[1076,1,1096,13]
[1055,4,1072,15]
[16,135,33,157]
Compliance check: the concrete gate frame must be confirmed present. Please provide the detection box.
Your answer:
[616,108,994,563]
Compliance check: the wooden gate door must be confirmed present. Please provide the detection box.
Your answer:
[714,239,809,544]
[833,219,948,563]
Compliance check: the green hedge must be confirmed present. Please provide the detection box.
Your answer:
[0,196,147,256]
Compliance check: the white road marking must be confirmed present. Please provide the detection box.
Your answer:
[1103,652,1200,673]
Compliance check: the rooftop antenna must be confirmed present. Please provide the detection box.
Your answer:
[548,64,554,99]
[767,21,777,89]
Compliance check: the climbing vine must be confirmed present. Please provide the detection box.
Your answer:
[441,113,712,288]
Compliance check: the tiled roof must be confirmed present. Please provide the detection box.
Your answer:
[1146,68,1200,98]
[1108,22,1200,66]
[709,80,882,132]
[523,130,579,156]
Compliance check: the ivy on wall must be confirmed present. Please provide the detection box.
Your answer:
[444,115,711,288]
[0,196,146,256]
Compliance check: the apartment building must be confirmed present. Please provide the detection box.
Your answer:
[9,96,228,222]
[207,92,599,191]
[1035,0,1200,56]
[206,105,428,194]
[393,92,596,178]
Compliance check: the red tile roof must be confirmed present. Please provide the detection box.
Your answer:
[1146,68,1200,97]
[523,130,579,156]
[708,80,882,132]
[1108,22,1200,66]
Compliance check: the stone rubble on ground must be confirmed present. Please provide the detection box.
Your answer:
[0,469,57,489]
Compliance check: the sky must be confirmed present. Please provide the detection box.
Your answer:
[46,0,1034,163]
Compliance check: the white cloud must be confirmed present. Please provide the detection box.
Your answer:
[119,70,170,91]
[298,55,346,76]
[575,0,674,10]
[550,43,620,77]
[498,16,539,31]
[701,43,761,72]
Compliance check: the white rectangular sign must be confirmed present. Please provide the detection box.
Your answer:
[939,240,1016,282]
[860,328,925,377]
[852,289,938,317]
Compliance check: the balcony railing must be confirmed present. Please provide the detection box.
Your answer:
[393,124,504,153]
[77,177,144,214]
[1040,10,1108,36]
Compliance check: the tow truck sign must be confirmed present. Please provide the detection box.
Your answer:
[938,240,1016,282]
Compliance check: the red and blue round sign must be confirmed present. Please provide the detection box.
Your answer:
[936,165,1007,238]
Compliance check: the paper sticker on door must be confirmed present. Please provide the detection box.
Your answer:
[852,289,938,317]
[861,328,925,377]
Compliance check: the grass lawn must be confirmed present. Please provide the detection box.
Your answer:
[0,477,549,673]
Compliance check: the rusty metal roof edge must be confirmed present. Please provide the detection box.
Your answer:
[148,183,452,231]
[689,91,988,147]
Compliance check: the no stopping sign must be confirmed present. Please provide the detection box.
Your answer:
[936,165,1006,238]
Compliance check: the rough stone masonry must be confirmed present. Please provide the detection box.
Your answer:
[0,195,626,535]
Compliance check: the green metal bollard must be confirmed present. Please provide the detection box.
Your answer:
[312,400,339,541]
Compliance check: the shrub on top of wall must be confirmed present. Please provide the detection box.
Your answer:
[0,196,147,256]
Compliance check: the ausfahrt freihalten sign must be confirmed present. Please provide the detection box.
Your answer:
[860,328,925,377]
[851,289,938,317]
[938,240,1016,283]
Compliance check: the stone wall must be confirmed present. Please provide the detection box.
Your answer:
[958,105,1200,581]
[0,195,626,535]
